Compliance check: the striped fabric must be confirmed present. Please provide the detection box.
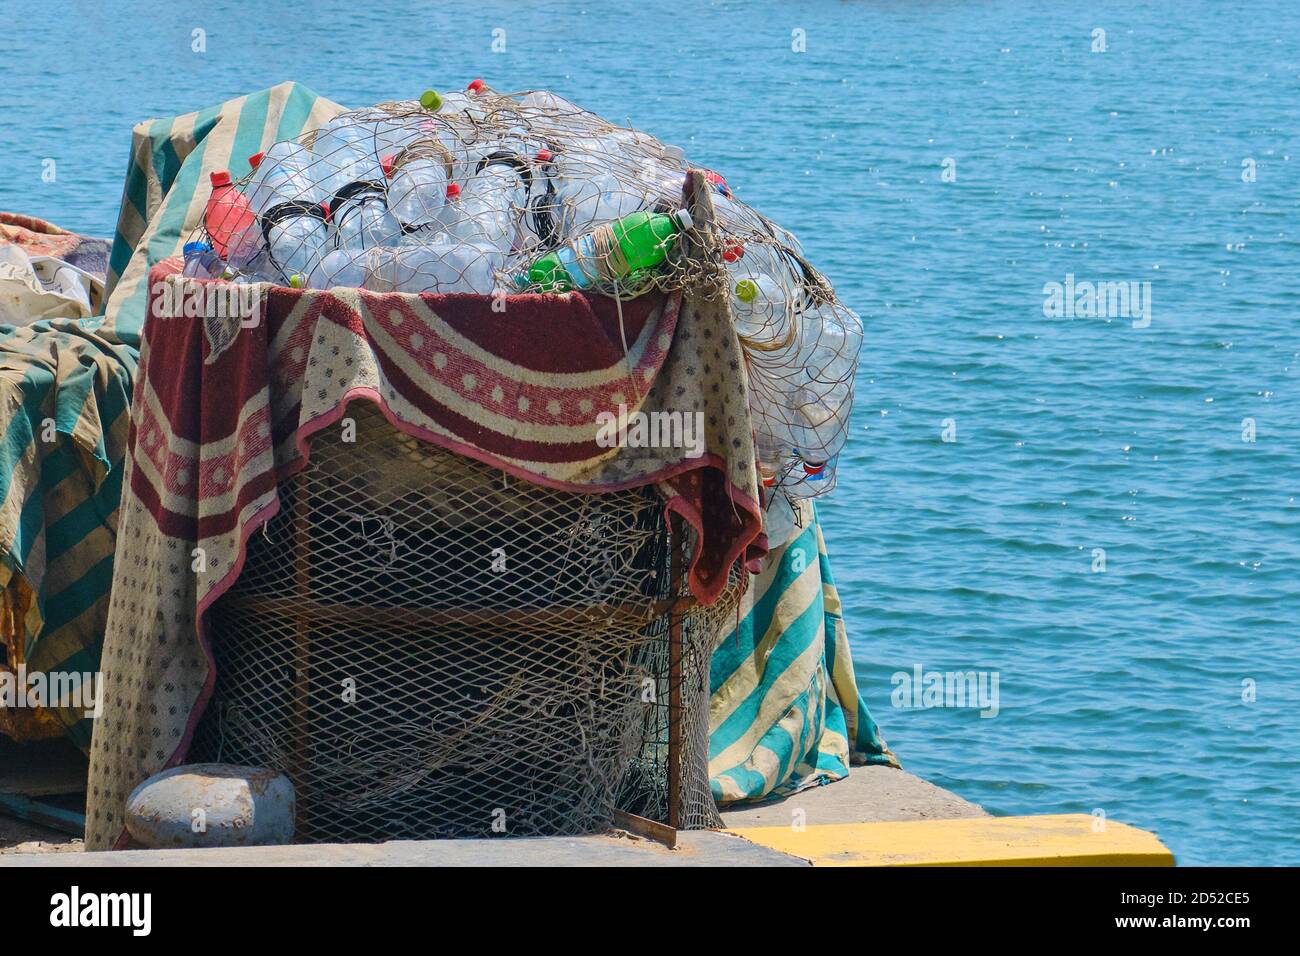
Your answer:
[100,82,345,348]
[0,319,133,747]
[1,83,343,749]
[710,500,898,804]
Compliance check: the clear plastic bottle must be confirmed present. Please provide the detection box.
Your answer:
[441,154,529,254]
[549,139,645,236]
[366,240,502,295]
[310,118,385,201]
[246,142,320,211]
[307,247,367,290]
[786,304,862,464]
[243,144,329,281]
[328,182,403,250]
[182,241,224,279]
[384,153,449,228]
[763,488,799,549]
[732,274,790,342]
[433,79,491,123]
[518,89,584,115]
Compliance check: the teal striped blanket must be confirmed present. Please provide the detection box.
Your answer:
[711,500,896,803]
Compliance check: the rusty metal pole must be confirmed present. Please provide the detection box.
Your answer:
[667,515,684,831]
[290,475,312,833]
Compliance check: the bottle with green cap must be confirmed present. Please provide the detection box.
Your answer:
[430,80,490,123]
[519,208,692,293]
[731,273,790,343]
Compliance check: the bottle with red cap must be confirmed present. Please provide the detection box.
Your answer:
[786,454,838,499]
[203,170,257,260]
[241,142,330,281]
[755,428,794,491]
[246,142,321,212]
[431,79,492,123]
[384,152,450,229]
[441,151,530,254]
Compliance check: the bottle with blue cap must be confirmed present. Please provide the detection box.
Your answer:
[182,241,224,279]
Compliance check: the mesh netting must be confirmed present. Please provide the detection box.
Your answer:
[188,82,862,533]
[189,403,734,840]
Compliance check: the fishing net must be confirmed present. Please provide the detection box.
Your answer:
[189,402,738,840]
[189,81,863,537]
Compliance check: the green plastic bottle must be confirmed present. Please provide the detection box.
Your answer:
[519,209,693,292]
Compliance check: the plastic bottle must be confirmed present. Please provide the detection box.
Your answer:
[310,118,385,201]
[518,90,584,115]
[361,100,432,156]
[712,191,765,237]
[203,171,257,259]
[732,274,790,342]
[246,142,320,212]
[786,454,838,499]
[519,208,692,293]
[367,240,502,295]
[242,144,330,280]
[307,248,367,290]
[763,489,799,549]
[441,154,529,254]
[182,241,224,279]
[384,153,449,228]
[433,79,491,123]
[550,141,645,235]
[525,150,565,249]
[754,428,793,489]
[328,182,403,250]
[789,382,852,464]
[782,304,861,463]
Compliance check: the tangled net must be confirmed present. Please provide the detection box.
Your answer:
[189,81,863,537]
[190,402,732,839]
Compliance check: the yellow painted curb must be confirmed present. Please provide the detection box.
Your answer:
[729,813,1174,867]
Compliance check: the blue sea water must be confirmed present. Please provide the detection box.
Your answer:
[2,0,1297,866]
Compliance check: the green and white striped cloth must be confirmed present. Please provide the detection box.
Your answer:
[710,501,898,804]
[100,82,345,348]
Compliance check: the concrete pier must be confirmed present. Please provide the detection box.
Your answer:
[0,765,1173,866]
